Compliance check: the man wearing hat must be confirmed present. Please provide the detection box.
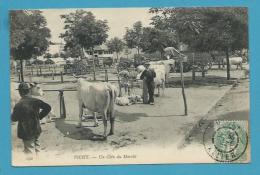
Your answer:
[140,62,156,105]
[11,82,51,159]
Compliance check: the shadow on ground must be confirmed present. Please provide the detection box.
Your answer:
[115,110,144,122]
[167,75,237,88]
[183,109,249,146]
[115,110,184,122]
[54,118,106,141]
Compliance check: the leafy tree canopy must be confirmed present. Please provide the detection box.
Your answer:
[140,27,177,56]
[10,10,51,60]
[124,21,143,54]
[106,37,125,53]
[149,7,248,52]
[60,10,109,54]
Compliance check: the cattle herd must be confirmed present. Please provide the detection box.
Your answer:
[10,56,249,139]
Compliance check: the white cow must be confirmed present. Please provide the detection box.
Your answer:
[76,78,117,138]
[149,64,166,96]
[149,59,175,82]
[137,64,166,96]
[223,57,243,69]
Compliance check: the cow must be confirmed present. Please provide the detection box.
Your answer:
[149,59,175,82]
[10,82,44,112]
[149,64,166,96]
[76,78,117,138]
[223,57,243,70]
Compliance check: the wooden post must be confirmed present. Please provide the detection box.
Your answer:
[105,69,108,82]
[39,66,42,76]
[60,71,64,83]
[59,90,66,118]
[192,53,195,81]
[18,72,21,82]
[192,69,196,81]
[218,60,221,69]
[180,60,188,115]
[31,67,33,75]
[93,59,96,81]
[29,73,32,82]
[52,70,54,80]
[202,69,205,77]
[142,79,149,104]
[19,59,24,82]
[36,66,39,76]
[117,73,122,97]
[226,48,230,80]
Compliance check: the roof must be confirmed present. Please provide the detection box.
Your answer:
[96,45,108,51]
[47,57,66,65]
[36,56,46,61]
[47,43,65,55]
[85,44,109,51]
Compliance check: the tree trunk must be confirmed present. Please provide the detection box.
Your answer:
[92,47,96,80]
[116,52,119,62]
[160,51,163,59]
[225,48,230,80]
[19,59,24,82]
[180,61,188,115]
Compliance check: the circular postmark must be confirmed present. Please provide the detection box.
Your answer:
[203,121,248,162]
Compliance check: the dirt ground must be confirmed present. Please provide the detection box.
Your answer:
[179,78,250,162]
[11,67,248,165]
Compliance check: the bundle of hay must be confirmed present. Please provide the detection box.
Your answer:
[115,94,143,106]
[115,96,131,106]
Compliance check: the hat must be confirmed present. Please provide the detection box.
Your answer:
[18,82,30,90]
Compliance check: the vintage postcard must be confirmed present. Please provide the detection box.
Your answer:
[10,7,250,166]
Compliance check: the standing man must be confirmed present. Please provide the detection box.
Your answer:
[11,82,51,160]
[140,63,156,105]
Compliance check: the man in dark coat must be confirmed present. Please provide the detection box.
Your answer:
[11,82,51,158]
[140,63,156,105]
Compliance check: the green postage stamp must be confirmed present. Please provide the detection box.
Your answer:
[204,120,249,162]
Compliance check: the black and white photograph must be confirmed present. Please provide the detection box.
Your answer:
[10,7,250,166]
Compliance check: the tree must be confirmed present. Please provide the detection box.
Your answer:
[124,47,131,59]
[106,37,125,62]
[60,10,109,56]
[60,10,109,79]
[124,21,143,55]
[140,27,177,58]
[150,7,248,79]
[10,10,51,81]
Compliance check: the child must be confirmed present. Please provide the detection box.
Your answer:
[11,82,51,159]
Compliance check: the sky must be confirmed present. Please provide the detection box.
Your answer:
[41,8,153,43]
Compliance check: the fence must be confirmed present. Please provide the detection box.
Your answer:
[42,75,142,119]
